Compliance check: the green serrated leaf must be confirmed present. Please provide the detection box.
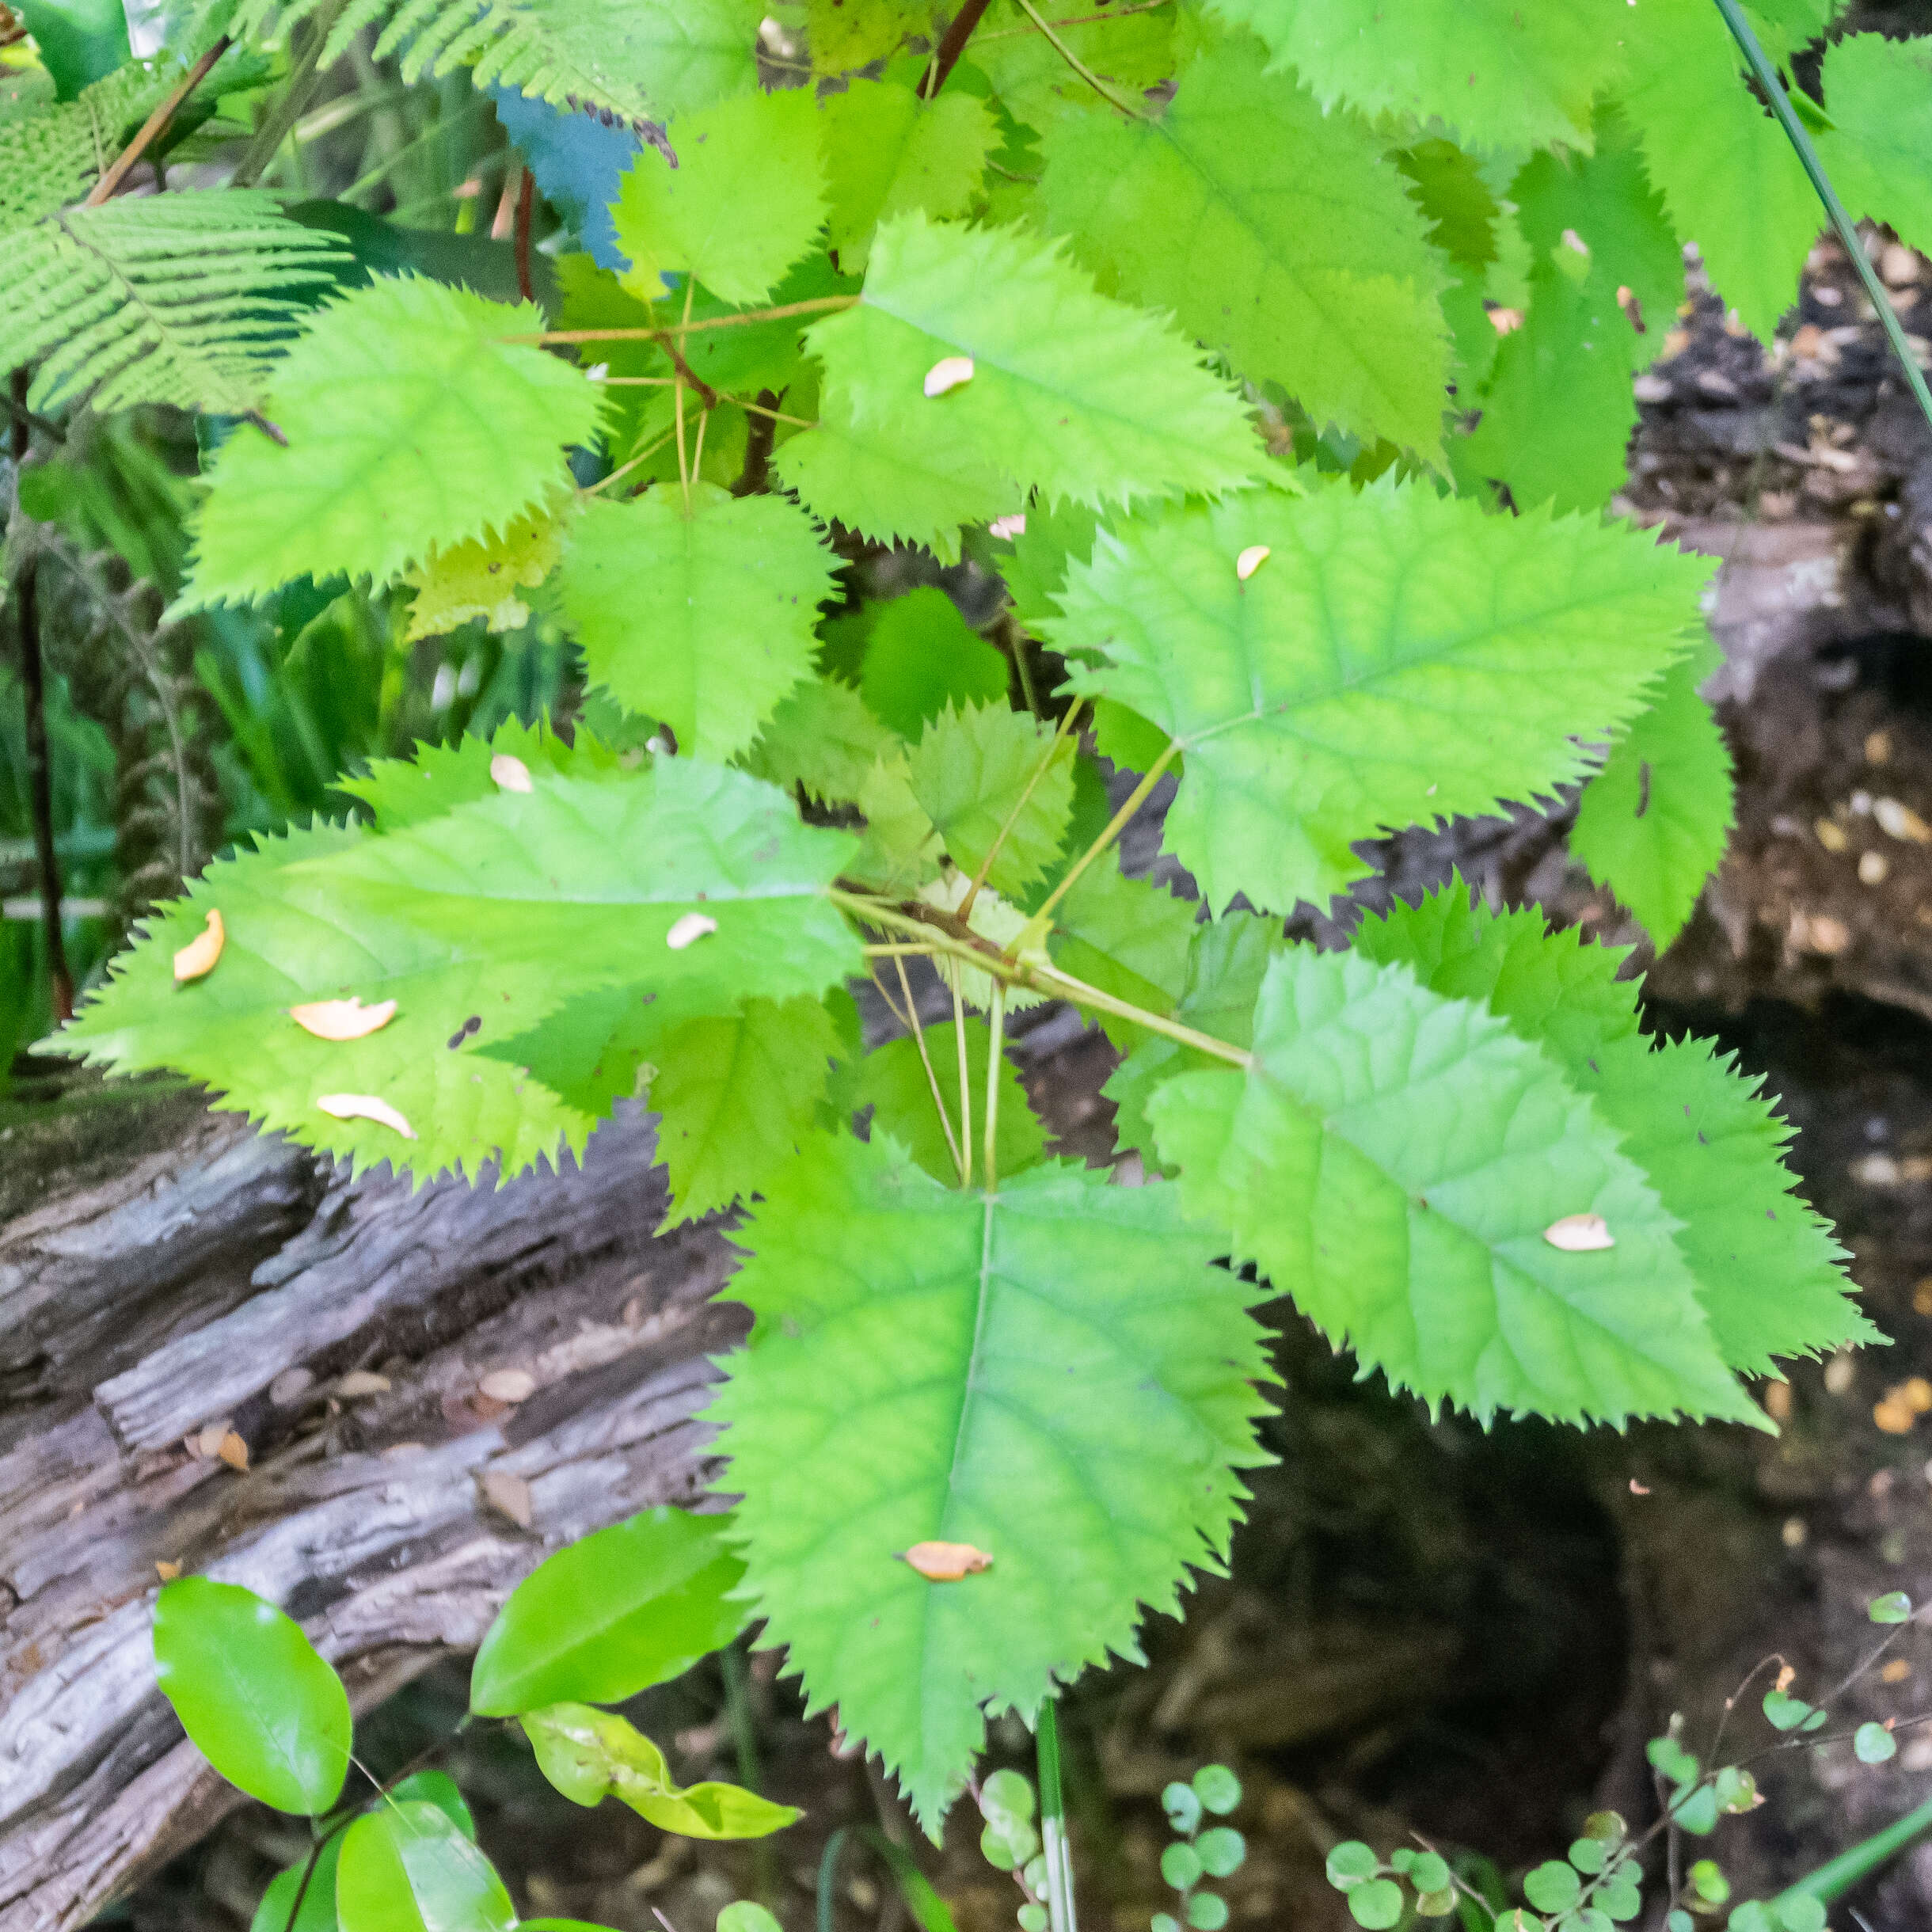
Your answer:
[1041,35,1451,455]
[800,212,1266,519]
[1048,850,1197,1049]
[181,276,603,609]
[1570,645,1734,948]
[991,498,1098,633]
[974,0,1175,135]
[650,995,839,1223]
[154,1578,351,1816]
[859,586,1011,738]
[1204,0,1622,150]
[66,753,859,1183]
[774,388,1017,564]
[337,1801,515,1932]
[1152,946,1769,1428]
[556,482,837,758]
[809,0,941,73]
[1816,35,1932,262]
[1618,0,1818,340]
[613,85,827,305]
[1352,886,1877,1376]
[822,78,997,275]
[854,1015,1046,1183]
[706,1133,1270,1827]
[470,1506,749,1715]
[1105,911,1279,1158]
[907,702,1074,897]
[850,751,943,892]
[740,673,900,803]
[1052,481,1712,915]
[522,1703,802,1836]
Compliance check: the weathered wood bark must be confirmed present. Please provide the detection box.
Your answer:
[0,1081,746,1932]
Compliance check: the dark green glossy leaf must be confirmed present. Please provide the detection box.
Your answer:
[470,1506,749,1716]
[336,1801,515,1932]
[154,1578,351,1816]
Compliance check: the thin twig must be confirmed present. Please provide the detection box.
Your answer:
[513,167,535,304]
[897,955,968,1183]
[509,295,859,346]
[1010,0,1138,114]
[953,981,974,1188]
[86,35,230,205]
[1712,0,1932,437]
[14,550,71,1022]
[1032,735,1181,922]
[920,0,995,98]
[983,986,1006,1190]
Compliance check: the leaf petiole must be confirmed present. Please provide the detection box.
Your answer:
[1031,735,1182,924]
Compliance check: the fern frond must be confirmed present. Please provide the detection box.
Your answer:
[199,0,761,124]
[0,63,173,234]
[1,193,347,416]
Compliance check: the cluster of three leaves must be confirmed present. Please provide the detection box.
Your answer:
[156,1508,789,1931]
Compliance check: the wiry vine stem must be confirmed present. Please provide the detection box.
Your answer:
[983,985,1006,1191]
[1010,0,1139,115]
[958,698,1083,923]
[1032,735,1181,923]
[86,35,231,205]
[897,954,968,1185]
[921,0,995,98]
[510,295,858,348]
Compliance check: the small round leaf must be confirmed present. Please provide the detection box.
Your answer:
[154,1578,350,1816]
[1667,1912,1696,1932]
[1690,1860,1730,1904]
[1575,1913,1614,1932]
[982,1824,1019,1872]
[337,1801,515,1932]
[1726,1906,1775,1932]
[983,1767,1038,1827]
[1192,1764,1242,1816]
[1523,1862,1580,1913]
[1196,1827,1246,1879]
[1855,1721,1898,1765]
[1582,1811,1626,1843]
[1673,1786,1721,1836]
[1599,1877,1642,1923]
[1325,1842,1380,1890]
[1713,1766,1759,1815]
[1645,1737,1699,1785]
[1774,1897,1827,1932]
[1023,1855,1048,1894]
[1568,1838,1607,1875]
[1347,1881,1403,1931]
[1417,1892,1457,1920]
[1019,1909,1048,1932]
[1868,1591,1912,1624]
[1389,1849,1416,1874]
[470,1507,748,1716]
[1761,1690,1812,1734]
[1162,1843,1204,1891]
[719,1910,784,1932]
[1408,1853,1449,1894]
[1150,1917,1181,1932]
[1185,1894,1229,1932]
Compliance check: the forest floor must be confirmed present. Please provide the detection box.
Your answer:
[115,233,1932,1932]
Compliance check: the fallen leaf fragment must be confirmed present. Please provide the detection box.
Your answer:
[491,752,534,793]
[479,1367,537,1403]
[336,1370,391,1398]
[318,1093,417,1140]
[155,1561,181,1582]
[290,995,398,1040]
[217,1431,249,1472]
[901,1539,993,1580]
[666,911,717,951]
[483,1470,534,1528]
[1874,797,1932,843]
[923,355,974,397]
[1235,544,1271,582]
[989,512,1026,540]
[1883,1658,1914,1684]
[193,1421,230,1459]
[1543,1211,1614,1252]
[173,909,225,983]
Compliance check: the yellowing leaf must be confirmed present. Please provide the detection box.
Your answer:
[402,505,569,642]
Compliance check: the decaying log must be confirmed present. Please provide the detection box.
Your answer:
[0,1080,746,1932]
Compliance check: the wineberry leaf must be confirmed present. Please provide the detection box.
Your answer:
[821,78,996,275]
[907,702,1075,898]
[1048,851,1199,1050]
[153,1578,351,1816]
[612,85,827,305]
[556,483,839,758]
[1151,947,1768,1428]
[66,752,860,1181]
[1570,645,1735,949]
[740,675,899,805]
[649,995,840,1223]
[798,213,1268,519]
[859,587,1011,739]
[706,1134,1271,1827]
[1052,481,1712,915]
[1041,35,1451,454]
[1204,0,1622,150]
[1352,886,1876,1376]
[470,1506,749,1715]
[181,277,603,608]
[853,1016,1047,1185]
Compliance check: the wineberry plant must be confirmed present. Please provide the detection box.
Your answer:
[15,0,1932,1917]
